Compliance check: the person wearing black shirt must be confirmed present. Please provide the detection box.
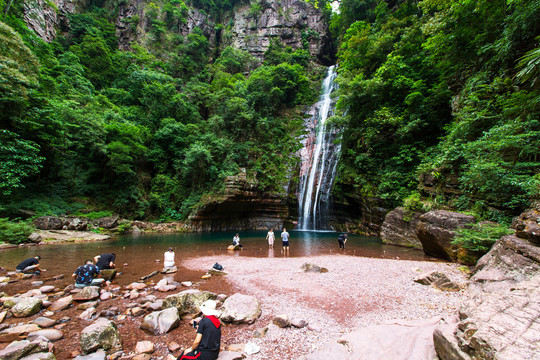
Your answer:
[72,260,104,288]
[338,233,348,250]
[179,300,221,360]
[94,253,116,270]
[16,256,41,274]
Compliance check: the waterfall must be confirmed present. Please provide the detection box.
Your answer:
[298,66,340,230]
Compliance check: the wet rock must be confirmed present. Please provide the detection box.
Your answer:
[39,286,55,294]
[140,307,180,335]
[12,297,43,318]
[49,296,73,311]
[0,337,51,360]
[299,263,328,273]
[78,301,98,310]
[27,329,63,342]
[414,271,462,292]
[227,245,241,251]
[135,340,154,354]
[80,318,122,354]
[201,274,211,279]
[208,269,227,276]
[31,317,57,328]
[74,349,106,360]
[221,293,261,324]
[416,210,475,261]
[291,318,309,328]
[73,287,100,301]
[162,290,217,316]
[99,270,116,281]
[381,207,424,248]
[272,314,290,328]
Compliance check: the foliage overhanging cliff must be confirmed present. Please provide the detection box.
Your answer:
[0,0,539,224]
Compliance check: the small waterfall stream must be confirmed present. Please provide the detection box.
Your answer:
[298,66,340,230]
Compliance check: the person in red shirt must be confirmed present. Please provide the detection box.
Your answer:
[179,300,221,360]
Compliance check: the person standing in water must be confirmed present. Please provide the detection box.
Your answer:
[163,247,176,272]
[338,233,348,250]
[281,228,290,255]
[266,228,275,248]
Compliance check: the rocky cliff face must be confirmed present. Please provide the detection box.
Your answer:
[188,170,290,231]
[22,0,79,42]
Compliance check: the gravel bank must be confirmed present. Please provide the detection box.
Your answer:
[182,254,469,360]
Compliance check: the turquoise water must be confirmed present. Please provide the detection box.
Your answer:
[0,231,436,284]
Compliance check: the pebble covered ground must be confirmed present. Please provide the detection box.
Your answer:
[182,254,469,360]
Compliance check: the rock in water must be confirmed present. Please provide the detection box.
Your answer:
[99,270,116,281]
[140,307,180,335]
[220,293,261,324]
[73,287,100,301]
[80,318,122,354]
[11,297,43,318]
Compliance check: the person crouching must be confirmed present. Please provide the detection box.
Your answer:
[72,260,104,288]
[179,299,221,360]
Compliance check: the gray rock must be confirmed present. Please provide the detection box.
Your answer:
[39,286,55,294]
[414,271,462,292]
[27,329,63,342]
[162,289,216,316]
[94,217,119,229]
[12,297,43,318]
[34,216,63,230]
[27,233,42,243]
[80,318,122,354]
[140,307,180,335]
[20,352,56,360]
[73,287,100,301]
[0,337,51,360]
[299,263,328,273]
[512,209,540,244]
[416,210,476,261]
[380,207,423,248]
[31,317,57,328]
[221,293,261,324]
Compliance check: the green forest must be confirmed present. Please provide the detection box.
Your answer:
[0,0,539,240]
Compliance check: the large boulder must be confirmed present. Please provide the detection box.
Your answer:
[413,271,462,292]
[162,290,217,316]
[299,317,446,360]
[380,207,423,248]
[435,235,540,360]
[0,337,51,360]
[33,216,63,230]
[65,218,88,231]
[11,297,43,318]
[140,307,180,335]
[73,287,100,301]
[94,217,119,229]
[80,318,122,354]
[416,210,475,261]
[220,293,261,324]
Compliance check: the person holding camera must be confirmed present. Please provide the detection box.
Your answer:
[179,299,221,360]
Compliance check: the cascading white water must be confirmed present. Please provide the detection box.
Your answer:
[298,66,340,230]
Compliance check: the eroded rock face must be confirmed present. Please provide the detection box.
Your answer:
[512,209,540,244]
[416,210,475,261]
[220,293,261,324]
[380,207,423,248]
[80,318,122,354]
[435,235,540,360]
